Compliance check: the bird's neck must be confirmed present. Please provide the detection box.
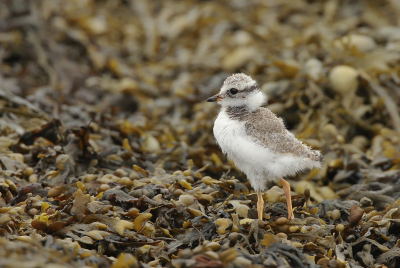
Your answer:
[246,91,267,111]
[225,105,252,121]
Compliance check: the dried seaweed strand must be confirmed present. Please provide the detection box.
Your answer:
[362,75,400,132]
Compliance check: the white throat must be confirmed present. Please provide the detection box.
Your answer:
[246,91,267,111]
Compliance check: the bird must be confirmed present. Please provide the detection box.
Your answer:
[207,73,322,220]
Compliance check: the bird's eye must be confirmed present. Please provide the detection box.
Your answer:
[230,88,238,95]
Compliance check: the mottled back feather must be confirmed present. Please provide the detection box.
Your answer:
[226,106,322,162]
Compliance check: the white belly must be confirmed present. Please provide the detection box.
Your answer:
[213,110,316,191]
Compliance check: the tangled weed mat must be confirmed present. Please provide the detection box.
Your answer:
[1,1,400,267]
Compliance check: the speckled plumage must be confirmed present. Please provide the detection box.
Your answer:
[226,106,322,162]
[223,73,255,87]
[209,73,322,192]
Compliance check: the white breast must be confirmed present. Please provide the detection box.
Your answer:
[213,109,319,191]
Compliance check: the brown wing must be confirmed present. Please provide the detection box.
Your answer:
[245,108,321,161]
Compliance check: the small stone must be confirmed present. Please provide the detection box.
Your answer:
[276,232,287,239]
[317,257,330,267]
[99,184,110,192]
[331,209,341,221]
[25,167,34,177]
[204,250,219,260]
[207,242,221,251]
[329,65,359,109]
[336,224,345,232]
[29,208,39,215]
[335,34,376,52]
[114,168,128,177]
[179,195,195,206]
[220,248,237,264]
[29,175,38,183]
[179,248,192,259]
[360,197,373,207]
[266,186,283,203]
[129,171,139,180]
[276,217,287,225]
[289,226,300,233]
[120,177,133,188]
[349,205,364,227]
[82,174,97,182]
[173,189,184,198]
[142,134,160,153]
[291,241,303,248]
[233,256,252,266]
[56,154,69,171]
[192,246,203,254]
[201,176,214,185]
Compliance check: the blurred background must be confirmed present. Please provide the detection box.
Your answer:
[1,0,400,266]
[1,0,400,188]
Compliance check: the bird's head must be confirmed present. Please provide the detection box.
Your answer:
[207,73,266,111]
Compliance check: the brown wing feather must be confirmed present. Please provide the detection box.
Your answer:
[245,108,322,161]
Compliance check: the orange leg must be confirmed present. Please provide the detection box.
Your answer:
[280,178,294,220]
[257,189,264,220]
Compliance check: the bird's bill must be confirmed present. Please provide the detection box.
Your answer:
[207,94,223,102]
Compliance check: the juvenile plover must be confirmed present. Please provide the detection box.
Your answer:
[207,73,322,220]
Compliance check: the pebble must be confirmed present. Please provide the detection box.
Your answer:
[29,174,38,183]
[335,34,376,52]
[29,208,39,215]
[207,242,221,251]
[114,168,128,177]
[56,154,69,171]
[142,134,160,153]
[24,167,34,177]
[266,186,283,203]
[179,195,195,206]
[276,232,287,239]
[317,257,330,267]
[99,184,110,192]
[336,224,345,232]
[289,226,300,233]
[120,177,133,188]
[204,250,219,260]
[229,201,249,218]
[129,171,139,180]
[82,174,97,182]
[276,217,287,225]
[291,241,303,248]
[233,256,252,266]
[192,246,203,254]
[201,176,214,185]
[329,65,358,108]
[331,209,341,221]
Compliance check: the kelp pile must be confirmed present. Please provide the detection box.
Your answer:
[1,0,400,267]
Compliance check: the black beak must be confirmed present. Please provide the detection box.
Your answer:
[207,94,222,102]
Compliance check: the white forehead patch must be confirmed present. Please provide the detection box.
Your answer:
[223,73,256,90]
